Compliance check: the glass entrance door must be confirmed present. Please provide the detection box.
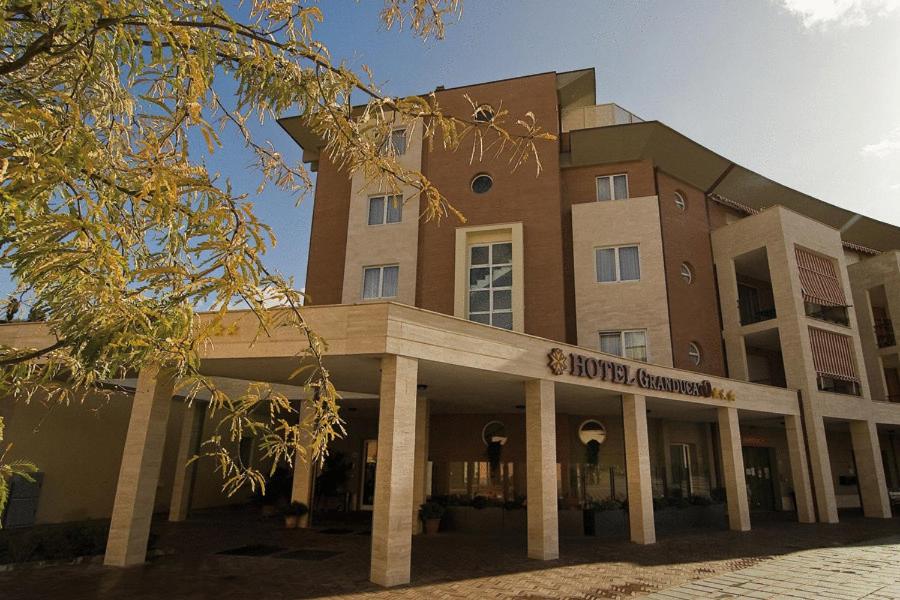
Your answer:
[360,439,377,510]
[742,446,776,511]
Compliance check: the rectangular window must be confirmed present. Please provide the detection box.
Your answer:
[599,330,647,362]
[596,245,640,282]
[596,174,628,201]
[362,265,399,299]
[367,195,402,225]
[380,128,407,156]
[468,242,513,330]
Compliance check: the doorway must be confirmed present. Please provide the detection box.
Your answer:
[742,446,776,511]
[360,439,377,510]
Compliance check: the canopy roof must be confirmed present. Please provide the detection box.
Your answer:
[565,120,900,252]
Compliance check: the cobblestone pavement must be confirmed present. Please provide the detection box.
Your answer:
[645,535,900,600]
[2,508,900,599]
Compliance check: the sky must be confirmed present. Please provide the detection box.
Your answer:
[3,0,900,299]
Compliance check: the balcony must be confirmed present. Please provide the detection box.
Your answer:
[875,317,896,348]
[741,307,777,326]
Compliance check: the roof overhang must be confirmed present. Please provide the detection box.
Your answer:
[566,121,900,252]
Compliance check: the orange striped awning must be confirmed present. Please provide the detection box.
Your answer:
[809,327,859,383]
[795,247,848,307]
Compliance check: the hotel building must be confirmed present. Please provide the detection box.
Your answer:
[3,68,900,587]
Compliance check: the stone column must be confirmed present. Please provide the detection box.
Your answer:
[168,402,206,522]
[717,407,751,532]
[805,413,839,523]
[411,394,430,534]
[525,379,559,561]
[105,364,176,567]
[622,394,655,544]
[849,419,892,518]
[784,414,815,523]
[370,355,418,587]
[291,400,317,528]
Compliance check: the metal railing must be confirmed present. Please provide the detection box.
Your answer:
[740,307,777,326]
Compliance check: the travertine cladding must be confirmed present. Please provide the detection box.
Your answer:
[717,406,751,531]
[848,250,900,404]
[622,394,655,544]
[105,365,176,567]
[168,402,205,522]
[370,355,418,587]
[411,395,430,535]
[341,117,423,305]
[525,379,559,560]
[571,196,674,365]
[711,206,882,524]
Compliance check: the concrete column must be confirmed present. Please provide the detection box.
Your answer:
[411,395,430,534]
[105,364,176,567]
[525,379,559,561]
[291,400,317,528]
[717,407,751,532]
[370,355,418,587]
[784,414,816,523]
[622,394,655,544]
[849,420,892,518]
[805,413,839,523]
[168,402,206,522]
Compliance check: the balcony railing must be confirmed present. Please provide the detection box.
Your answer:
[740,307,777,326]
[875,317,896,348]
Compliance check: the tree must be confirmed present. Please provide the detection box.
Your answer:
[0,0,553,504]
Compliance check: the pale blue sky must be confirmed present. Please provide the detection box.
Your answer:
[4,1,899,300]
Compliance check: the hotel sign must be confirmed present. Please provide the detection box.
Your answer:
[547,348,732,400]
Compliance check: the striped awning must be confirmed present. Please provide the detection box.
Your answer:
[809,327,859,383]
[795,247,848,307]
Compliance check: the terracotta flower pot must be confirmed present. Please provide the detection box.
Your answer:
[284,515,299,529]
[424,518,441,535]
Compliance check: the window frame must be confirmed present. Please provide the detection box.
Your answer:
[467,241,513,330]
[471,173,493,194]
[361,264,399,300]
[680,262,694,285]
[380,127,407,156]
[367,194,403,226]
[595,173,629,202]
[674,191,687,212]
[595,244,641,283]
[599,329,648,362]
[688,342,702,366]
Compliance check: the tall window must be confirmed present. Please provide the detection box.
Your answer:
[368,195,402,225]
[596,174,628,201]
[599,330,647,362]
[596,245,640,282]
[362,265,399,299]
[380,128,407,156]
[468,242,513,329]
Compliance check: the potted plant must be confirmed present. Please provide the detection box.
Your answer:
[419,501,446,535]
[283,501,309,529]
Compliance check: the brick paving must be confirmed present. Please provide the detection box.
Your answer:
[2,508,900,599]
[645,535,900,600]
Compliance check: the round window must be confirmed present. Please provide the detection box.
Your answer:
[473,104,494,123]
[688,342,702,366]
[680,262,694,284]
[578,420,607,445]
[482,420,508,446]
[674,191,687,212]
[471,173,493,194]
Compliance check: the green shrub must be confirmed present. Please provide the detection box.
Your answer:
[592,497,624,511]
[0,520,152,565]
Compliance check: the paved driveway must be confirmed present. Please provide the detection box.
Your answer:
[2,508,900,599]
[645,535,900,600]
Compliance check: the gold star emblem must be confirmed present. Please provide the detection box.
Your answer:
[547,348,568,376]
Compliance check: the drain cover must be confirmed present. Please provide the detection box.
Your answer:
[276,549,342,561]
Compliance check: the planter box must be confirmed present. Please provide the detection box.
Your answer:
[654,504,726,533]
[590,509,628,539]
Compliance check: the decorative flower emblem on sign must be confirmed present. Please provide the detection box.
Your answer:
[547,347,568,376]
